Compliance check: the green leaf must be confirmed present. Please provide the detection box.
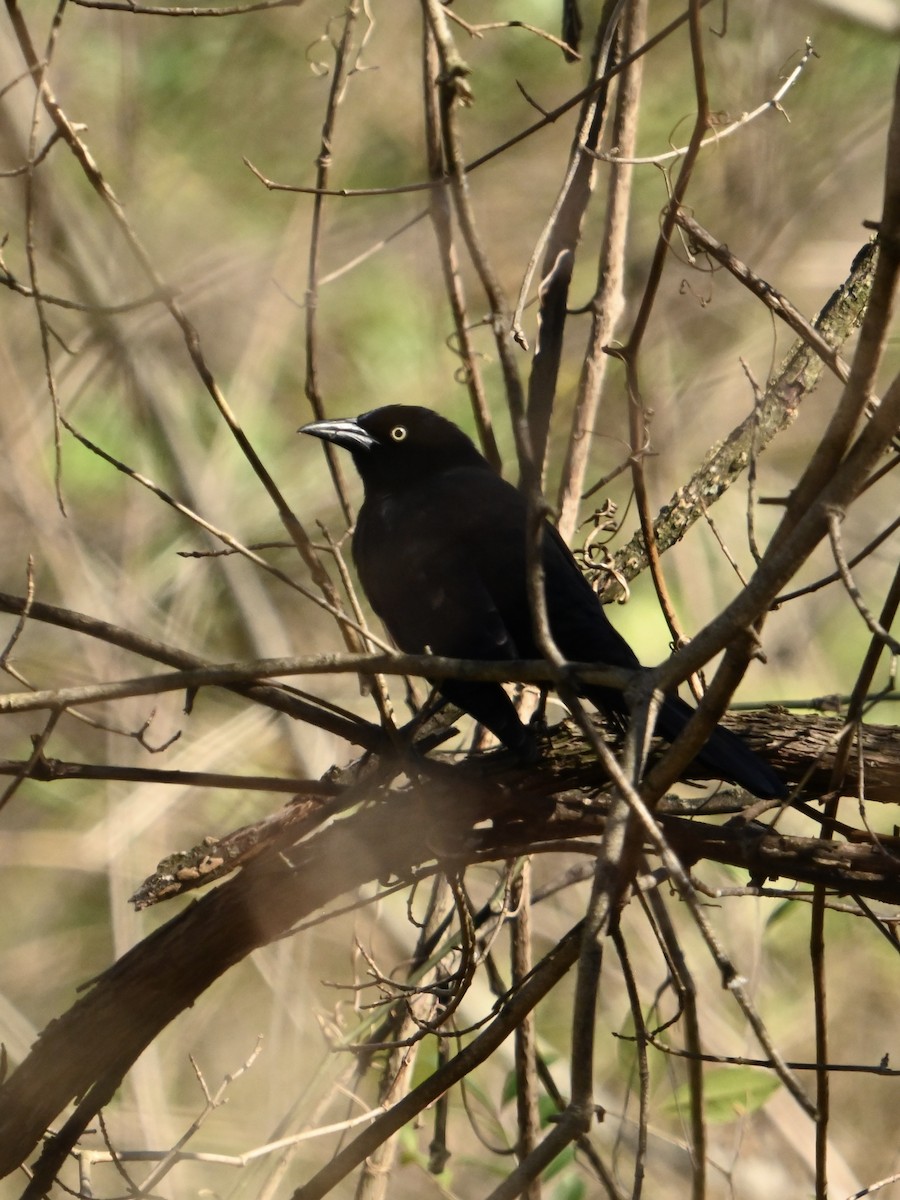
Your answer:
[765,898,799,929]
[465,1075,512,1151]
[662,1067,781,1123]
[550,1175,587,1200]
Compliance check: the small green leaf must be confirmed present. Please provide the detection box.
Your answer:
[765,898,799,929]
[398,1125,425,1166]
[465,1075,512,1150]
[550,1174,587,1200]
[662,1067,780,1123]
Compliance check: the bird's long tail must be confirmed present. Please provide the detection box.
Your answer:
[654,692,785,799]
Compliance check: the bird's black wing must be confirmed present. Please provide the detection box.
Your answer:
[352,465,641,751]
[542,525,785,795]
[353,475,520,661]
[654,692,785,798]
[542,524,785,795]
[352,469,531,750]
[539,522,641,722]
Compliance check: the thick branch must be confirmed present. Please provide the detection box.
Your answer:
[0,707,896,1188]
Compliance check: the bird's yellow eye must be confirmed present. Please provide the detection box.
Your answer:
[390,426,407,442]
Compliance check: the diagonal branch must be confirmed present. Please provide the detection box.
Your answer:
[599,240,878,597]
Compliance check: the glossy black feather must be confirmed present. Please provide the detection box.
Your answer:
[301,405,784,798]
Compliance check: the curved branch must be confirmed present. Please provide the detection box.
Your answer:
[1,709,897,1191]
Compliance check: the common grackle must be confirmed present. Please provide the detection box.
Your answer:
[300,405,784,798]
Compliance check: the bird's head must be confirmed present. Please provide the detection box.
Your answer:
[299,405,489,493]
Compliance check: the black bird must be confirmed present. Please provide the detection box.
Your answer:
[300,405,784,798]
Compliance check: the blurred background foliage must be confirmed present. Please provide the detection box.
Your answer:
[0,1,898,1197]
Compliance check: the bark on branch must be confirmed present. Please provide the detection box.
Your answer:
[0,709,896,1192]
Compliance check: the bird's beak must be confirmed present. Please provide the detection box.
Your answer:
[298,417,376,452]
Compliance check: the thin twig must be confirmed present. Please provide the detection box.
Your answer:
[596,38,816,166]
[422,18,500,470]
[826,509,900,654]
[673,209,851,383]
[302,0,360,526]
[509,862,541,1200]
[70,0,305,12]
